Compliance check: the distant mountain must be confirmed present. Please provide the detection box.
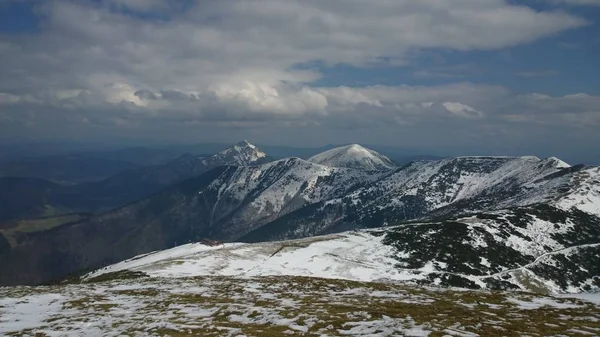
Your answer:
[0,141,272,221]
[307,144,395,170]
[199,140,267,166]
[1,149,598,286]
[73,140,272,212]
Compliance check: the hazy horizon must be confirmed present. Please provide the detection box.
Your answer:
[1,138,598,166]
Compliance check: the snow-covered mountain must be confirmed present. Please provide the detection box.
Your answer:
[137,140,269,185]
[241,156,599,242]
[173,157,381,240]
[307,144,395,170]
[1,151,599,287]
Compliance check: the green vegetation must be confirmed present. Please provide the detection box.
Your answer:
[0,214,86,246]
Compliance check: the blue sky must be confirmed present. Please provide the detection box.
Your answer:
[0,2,38,33]
[0,0,599,163]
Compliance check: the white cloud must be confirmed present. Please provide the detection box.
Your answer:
[0,0,587,99]
[0,93,21,104]
[3,82,598,128]
[442,102,484,118]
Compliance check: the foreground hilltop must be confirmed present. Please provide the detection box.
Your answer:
[87,207,600,294]
[1,274,599,336]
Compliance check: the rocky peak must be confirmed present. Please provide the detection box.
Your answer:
[206,141,267,166]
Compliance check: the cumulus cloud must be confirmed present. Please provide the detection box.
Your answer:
[0,0,587,99]
[2,82,598,128]
[442,102,484,118]
[0,0,597,156]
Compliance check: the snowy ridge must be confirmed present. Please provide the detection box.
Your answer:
[3,145,597,288]
[307,144,395,170]
[347,156,578,217]
[86,232,405,282]
[198,157,383,237]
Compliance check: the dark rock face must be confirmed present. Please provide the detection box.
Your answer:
[0,155,598,287]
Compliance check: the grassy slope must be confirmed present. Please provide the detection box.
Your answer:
[0,214,86,246]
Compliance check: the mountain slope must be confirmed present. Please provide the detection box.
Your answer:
[242,156,593,241]
[308,144,395,170]
[75,140,272,211]
[87,203,600,294]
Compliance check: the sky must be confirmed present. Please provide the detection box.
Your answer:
[0,0,599,163]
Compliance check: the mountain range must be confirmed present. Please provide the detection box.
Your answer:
[0,141,271,221]
[0,142,598,290]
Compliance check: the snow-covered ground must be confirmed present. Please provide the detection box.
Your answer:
[1,275,599,336]
[86,232,418,282]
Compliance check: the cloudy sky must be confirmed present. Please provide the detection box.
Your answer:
[0,0,599,162]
